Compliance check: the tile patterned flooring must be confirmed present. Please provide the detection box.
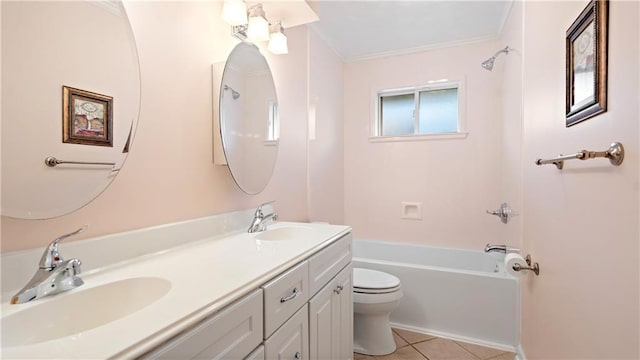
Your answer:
[354,328,515,360]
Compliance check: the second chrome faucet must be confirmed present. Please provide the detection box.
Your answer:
[11,226,87,304]
[248,201,278,233]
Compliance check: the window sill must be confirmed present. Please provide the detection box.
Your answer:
[263,140,278,146]
[368,132,468,142]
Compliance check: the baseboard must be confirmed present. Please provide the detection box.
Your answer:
[390,322,517,353]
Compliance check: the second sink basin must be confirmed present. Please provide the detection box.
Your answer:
[254,226,315,241]
[2,277,171,348]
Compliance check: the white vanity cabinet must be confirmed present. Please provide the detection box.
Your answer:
[138,233,352,360]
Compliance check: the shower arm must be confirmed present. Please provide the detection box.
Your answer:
[491,46,510,59]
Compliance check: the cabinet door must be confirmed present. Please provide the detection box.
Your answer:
[335,265,353,360]
[244,345,264,360]
[308,277,334,360]
[264,304,309,360]
[309,264,353,360]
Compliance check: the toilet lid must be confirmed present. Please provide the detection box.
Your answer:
[353,268,400,290]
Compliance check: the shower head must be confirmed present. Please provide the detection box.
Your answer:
[223,84,240,100]
[481,58,496,71]
[481,46,510,71]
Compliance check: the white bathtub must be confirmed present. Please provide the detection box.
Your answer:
[352,239,520,351]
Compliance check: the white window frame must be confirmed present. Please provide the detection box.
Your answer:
[370,79,467,142]
[264,100,279,146]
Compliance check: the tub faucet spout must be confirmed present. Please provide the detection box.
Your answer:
[484,244,520,253]
[484,244,507,253]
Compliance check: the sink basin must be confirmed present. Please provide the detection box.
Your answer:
[254,226,315,241]
[2,277,171,347]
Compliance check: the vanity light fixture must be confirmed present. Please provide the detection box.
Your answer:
[245,4,270,41]
[223,1,288,55]
[267,21,288,55]
[221,0,248,26]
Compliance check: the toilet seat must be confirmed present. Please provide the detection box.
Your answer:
[354,285,401,294]
[353,268,401,294]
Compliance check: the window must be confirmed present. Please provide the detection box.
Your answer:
[374,81,465,140]
[267,101,279,142]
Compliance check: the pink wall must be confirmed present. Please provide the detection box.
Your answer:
[307,29,345,225]
[343,42,509,250]
[1,2,310,252]
[499,2,523,249]
[521,1,639,357]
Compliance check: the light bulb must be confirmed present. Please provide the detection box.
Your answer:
[268,22,288,54]
[221,0,247,26]
[246,4,270,41]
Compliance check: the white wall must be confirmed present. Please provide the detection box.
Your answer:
[1,2,311,251]
[343,41,507,250]
[521,1,639,357]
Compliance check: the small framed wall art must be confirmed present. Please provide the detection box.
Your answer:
[63,86,113,146]
[565,0,608,127]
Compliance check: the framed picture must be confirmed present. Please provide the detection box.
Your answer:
[565,0,608,127]
[63,86,113,146]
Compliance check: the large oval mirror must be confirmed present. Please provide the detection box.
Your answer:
[219,43,279,195]
[1,1,141,219]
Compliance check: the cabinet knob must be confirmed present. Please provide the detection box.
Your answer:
[334,284,344,294]
[294,351,301,359]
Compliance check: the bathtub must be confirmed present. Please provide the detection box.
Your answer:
[352,239,520,351]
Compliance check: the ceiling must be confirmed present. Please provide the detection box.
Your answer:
[307,1,513,62]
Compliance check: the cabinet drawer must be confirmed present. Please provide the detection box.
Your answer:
[262,261,309,338]
[140,289,263,360]
[264,304,309,360]
[308,234,352,296]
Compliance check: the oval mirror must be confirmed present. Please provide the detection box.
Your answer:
[1,1,141,219]
[219,43,279,195]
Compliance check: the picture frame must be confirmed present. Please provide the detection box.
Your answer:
[63,86,113,147]
[565,0,608,127]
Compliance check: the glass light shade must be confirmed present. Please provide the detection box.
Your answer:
[268,32,288,54]
[246,15,270,41]
[221,0,247,26]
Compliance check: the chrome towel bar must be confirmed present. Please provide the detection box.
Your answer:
[45,156,115,168]
[535,142,624,170]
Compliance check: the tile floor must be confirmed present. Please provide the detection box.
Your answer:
[354,328,515,360]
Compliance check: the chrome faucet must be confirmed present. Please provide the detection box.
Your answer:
[248,201,278,233]
[484,244,520,254]
[11,226,87,304]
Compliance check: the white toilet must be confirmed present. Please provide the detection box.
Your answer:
[352,268,403,356]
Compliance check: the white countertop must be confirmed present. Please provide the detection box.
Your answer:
[1,221,351,359]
